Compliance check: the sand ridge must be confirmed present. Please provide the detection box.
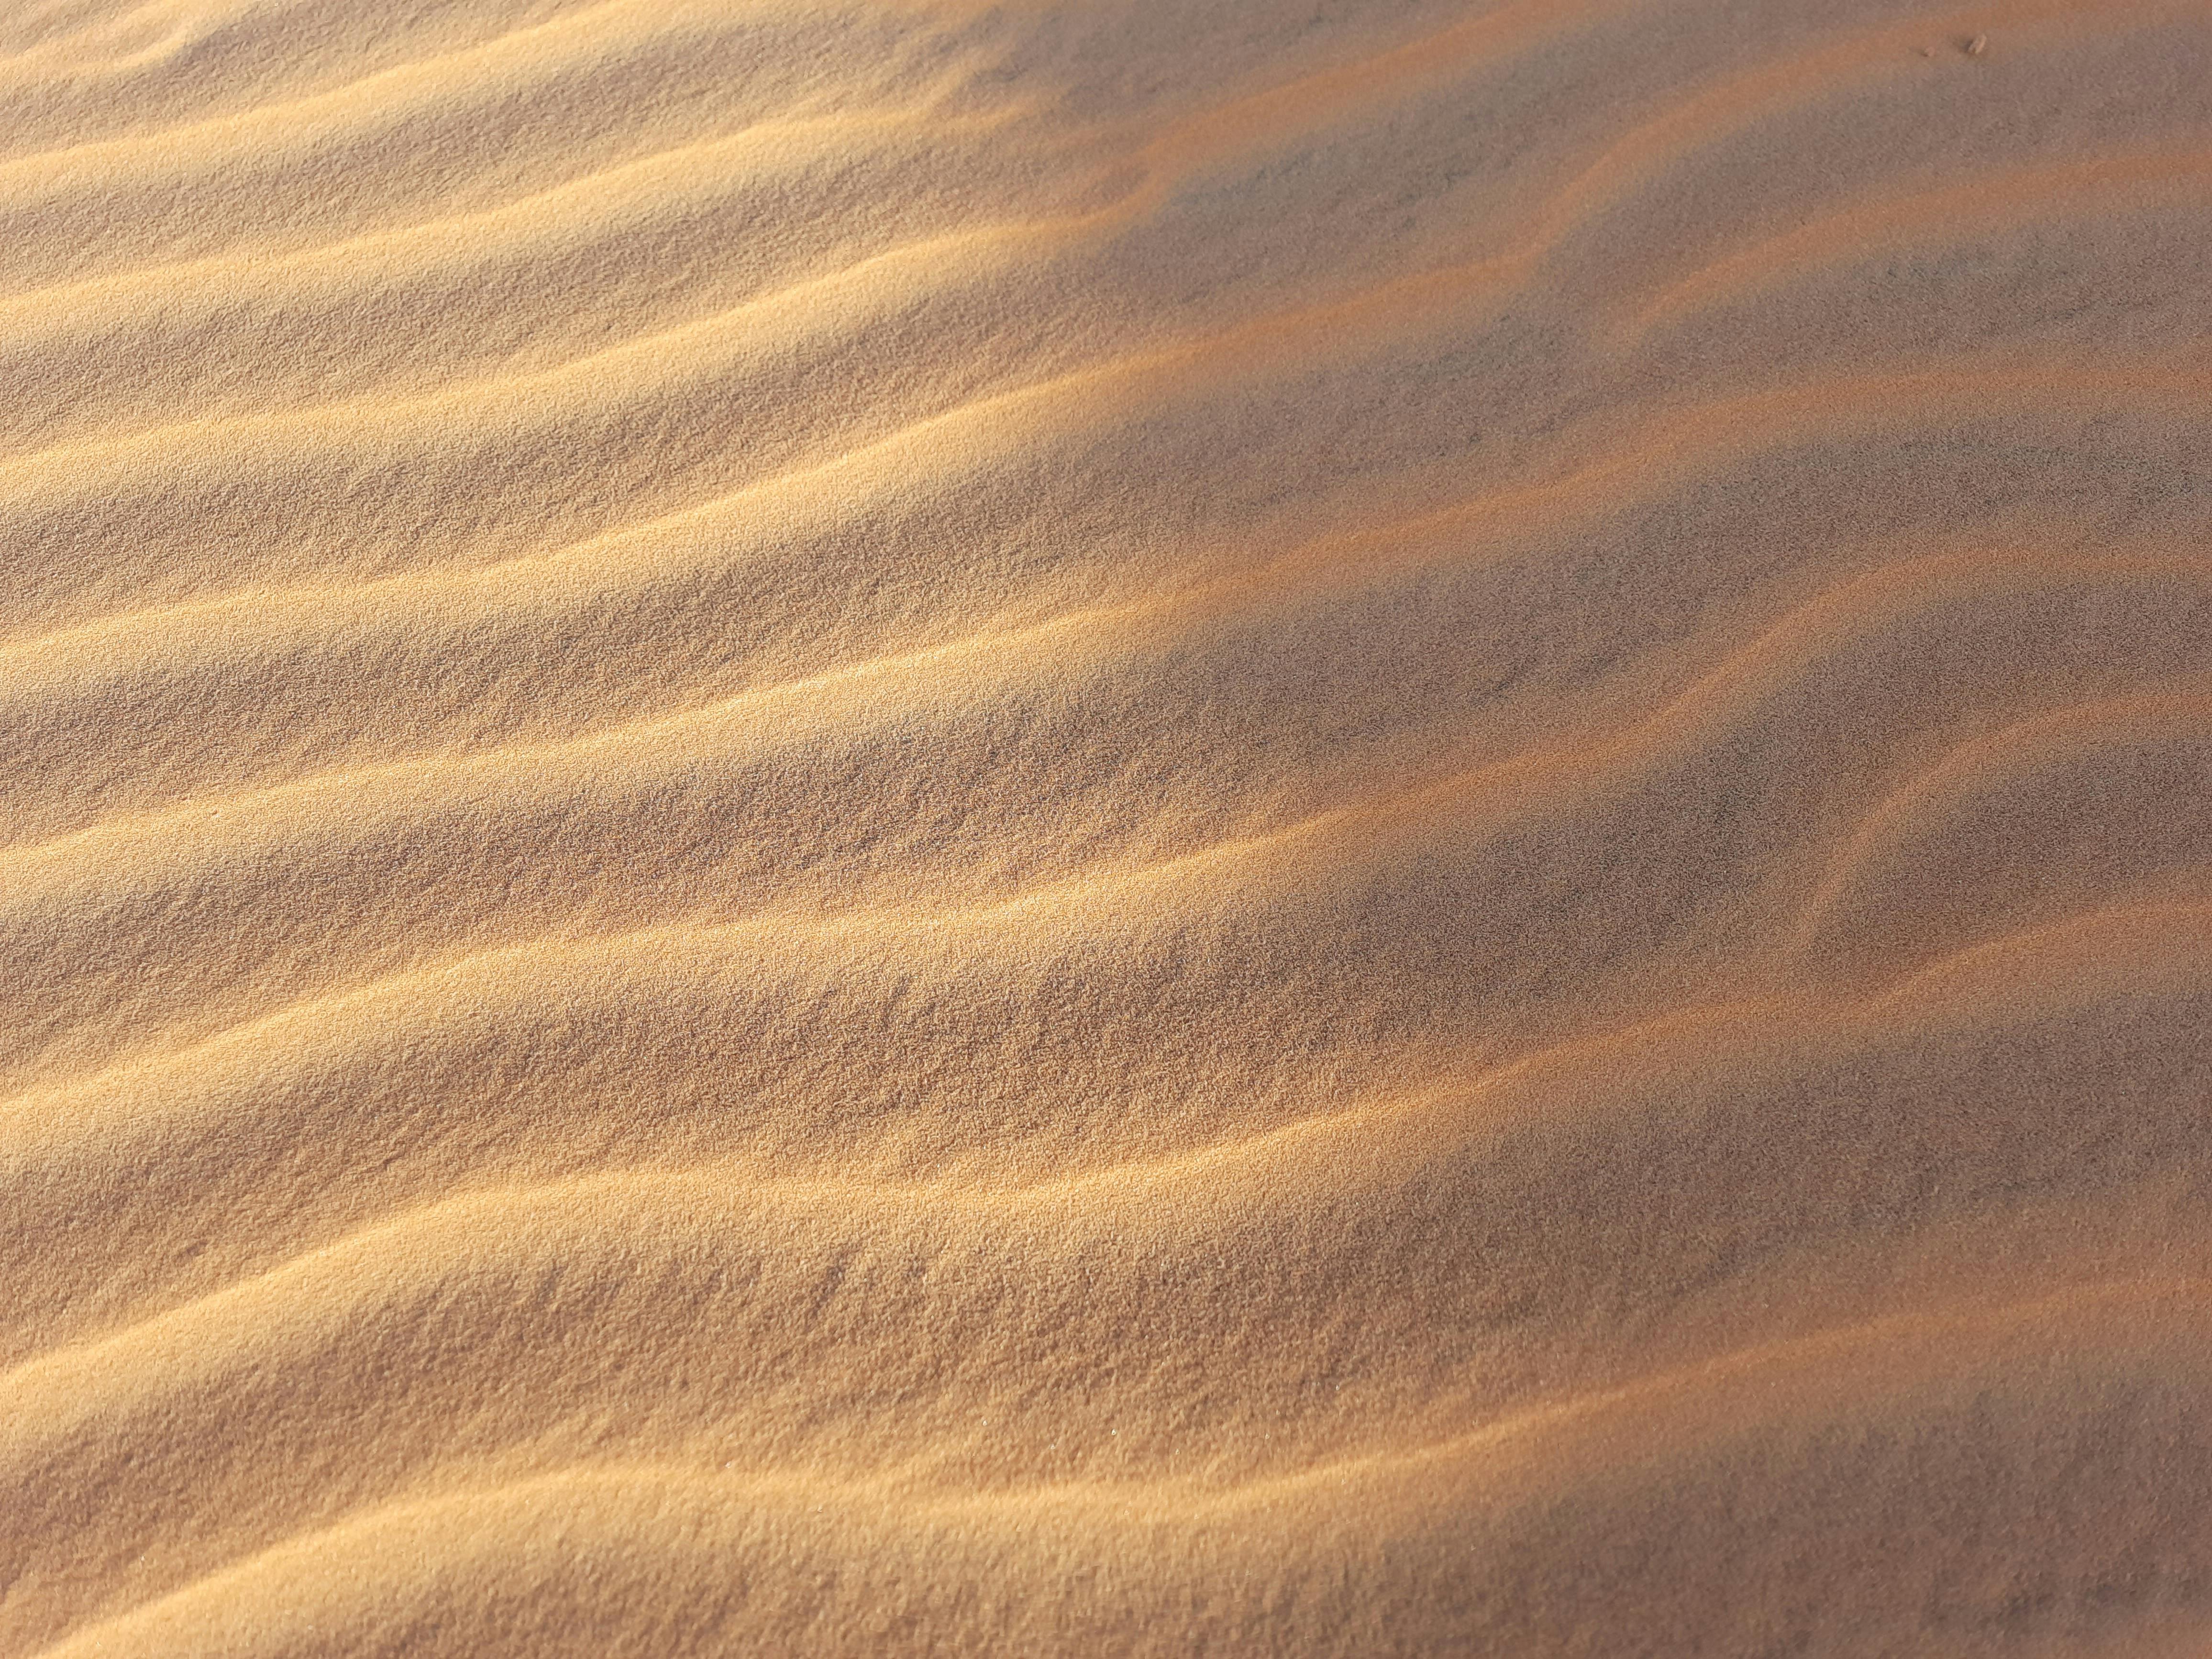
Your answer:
[3,0,2212,1653]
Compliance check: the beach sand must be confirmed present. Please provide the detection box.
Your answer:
[3,0,2211,1652]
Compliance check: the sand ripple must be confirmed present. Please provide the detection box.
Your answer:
[3,0,2210,1652]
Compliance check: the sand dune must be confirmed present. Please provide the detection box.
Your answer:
[4,0,2211,1653]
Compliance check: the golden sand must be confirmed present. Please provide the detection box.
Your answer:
[4,0,2212,1652]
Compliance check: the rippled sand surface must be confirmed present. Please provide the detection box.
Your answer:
[4,0,2212,1653]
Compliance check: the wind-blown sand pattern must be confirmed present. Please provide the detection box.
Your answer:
[4,0,2212,1652]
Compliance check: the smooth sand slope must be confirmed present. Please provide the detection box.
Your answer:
[4,0,2212,1653]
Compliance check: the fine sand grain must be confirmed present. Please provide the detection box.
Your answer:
[4,0,2212,1653]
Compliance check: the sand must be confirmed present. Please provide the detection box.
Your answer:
[2,0,2210,1652]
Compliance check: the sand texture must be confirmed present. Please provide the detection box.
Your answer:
[4,0,2212,1652]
